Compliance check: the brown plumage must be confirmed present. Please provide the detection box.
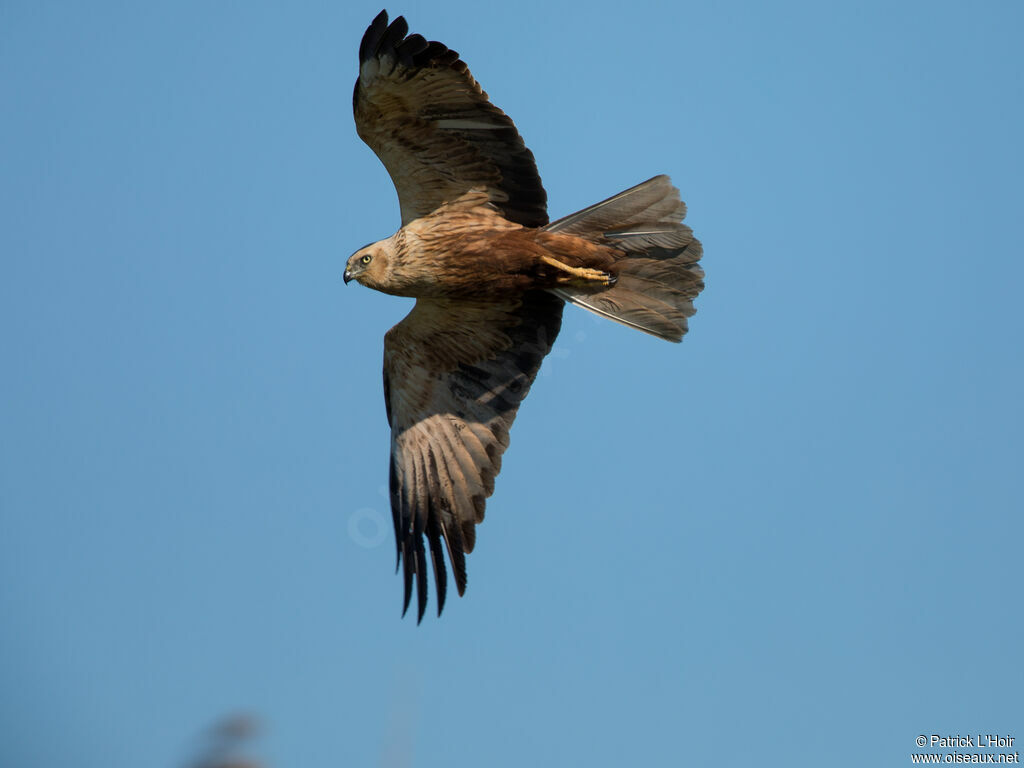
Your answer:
[346,10,705,621]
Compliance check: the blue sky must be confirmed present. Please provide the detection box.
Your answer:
[2,1,1022,766]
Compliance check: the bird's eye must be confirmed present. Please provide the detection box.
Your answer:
[361,254,373,264]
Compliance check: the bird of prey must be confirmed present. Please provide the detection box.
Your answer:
[346,10,704,621]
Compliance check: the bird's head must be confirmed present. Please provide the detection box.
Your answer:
[344,241,391,289]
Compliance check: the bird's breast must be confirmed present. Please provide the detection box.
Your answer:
[385,229,546,299]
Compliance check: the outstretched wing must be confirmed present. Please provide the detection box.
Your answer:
[354,10,548,228]
[383,292,563,621]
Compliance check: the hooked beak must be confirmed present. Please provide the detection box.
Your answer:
[343,267,353,284]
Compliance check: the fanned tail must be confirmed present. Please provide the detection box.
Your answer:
[545,176,704,342]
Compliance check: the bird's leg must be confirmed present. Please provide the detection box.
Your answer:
[539,255,617,287]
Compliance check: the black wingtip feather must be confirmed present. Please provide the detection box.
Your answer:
[390,458,402,571]
[453,555,467,596]
[359,10,389,64]
[400,538,414,618]
[421,40,447,62]
[395,33,427,67]
[440,512,468,597]
[379,16,409,58]
[427,514,448,617]
[414,535,428,624]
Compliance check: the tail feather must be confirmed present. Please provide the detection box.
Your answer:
[559,286,690,341]
[545,176,704,343]
[546,175,687,236]
[604,224,696,252]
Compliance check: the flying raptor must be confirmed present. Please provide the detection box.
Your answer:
[346,10,704,621]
